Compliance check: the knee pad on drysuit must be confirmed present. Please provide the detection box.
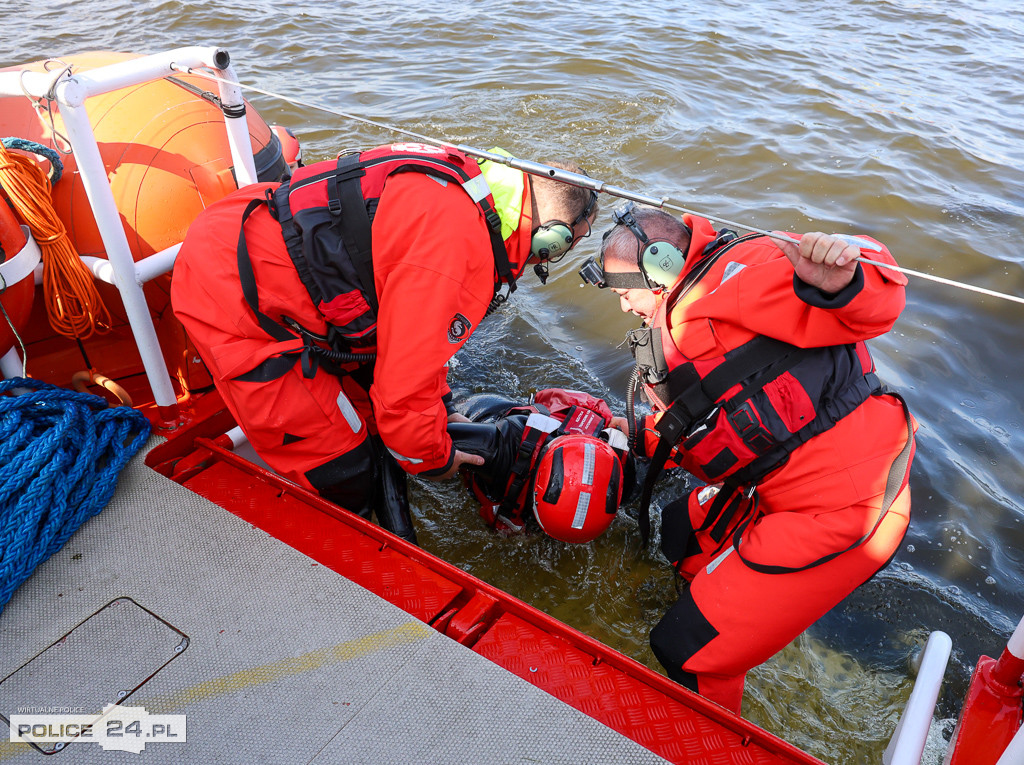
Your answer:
[305,437,417,545]
[649,587,718,694]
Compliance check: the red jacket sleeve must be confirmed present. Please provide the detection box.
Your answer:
[670,235,907,353]
[368,173,496,475]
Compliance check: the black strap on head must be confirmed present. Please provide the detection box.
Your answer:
[578,255,649,290]
[612,201,651,245]
[601,270,651,290]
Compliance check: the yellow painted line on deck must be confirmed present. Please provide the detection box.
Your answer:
[0,621,433,760]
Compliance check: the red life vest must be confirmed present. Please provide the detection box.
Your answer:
[235,143,515,377]
[466,388,628,533]
[632,231,883,544]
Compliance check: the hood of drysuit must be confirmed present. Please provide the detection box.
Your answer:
[675,213,722,288]
[478,148,533,285]
[644,212,729,332]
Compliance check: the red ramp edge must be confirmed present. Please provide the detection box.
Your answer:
[146,404,825,765]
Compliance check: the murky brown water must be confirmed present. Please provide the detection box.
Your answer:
[5,1,1024,761]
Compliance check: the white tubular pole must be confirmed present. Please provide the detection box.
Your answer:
[83,244,180,286]
[215,61,259,187]
[54,78,177,410]
[0,348,25,379]
[883,631,953,765]
[7,47,226,103]
[134,244,181,284]
[996,726,1024,765]
[1007,614,1024,661]
[61,47,227,102]
[224,426,248,449]
[79,256,115,285]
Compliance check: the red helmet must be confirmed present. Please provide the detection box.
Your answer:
[271,125,302,168]
[532,434,623,544]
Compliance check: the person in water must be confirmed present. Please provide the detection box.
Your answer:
[172,143,596,545]
[449,387,633,543]
[580,203,916,713]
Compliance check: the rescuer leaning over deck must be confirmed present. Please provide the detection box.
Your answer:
[581,204,917,714]
[171,143,596,544]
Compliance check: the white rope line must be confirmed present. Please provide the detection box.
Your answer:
[170,64,1024,307]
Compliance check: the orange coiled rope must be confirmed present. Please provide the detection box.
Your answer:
[0,142,111,339]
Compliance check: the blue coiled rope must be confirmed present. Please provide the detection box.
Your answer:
[0,378,151,614]
[1,137,64,183]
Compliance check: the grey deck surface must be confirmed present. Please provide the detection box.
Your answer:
[0,439,667,764]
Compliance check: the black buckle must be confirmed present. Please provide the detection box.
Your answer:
[611,201,649,243]
[729,402,775,452]
[264,187,279,220]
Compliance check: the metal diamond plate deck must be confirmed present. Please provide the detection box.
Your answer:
[151,422,823,765]
[0,440,673,764]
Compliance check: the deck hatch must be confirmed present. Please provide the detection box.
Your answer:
[0,597,188,754]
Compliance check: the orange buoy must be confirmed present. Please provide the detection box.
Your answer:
[0,52,289,391]
[0,52,286,269]
[0,197,26,259]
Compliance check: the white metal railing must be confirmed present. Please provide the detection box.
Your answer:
[883,630,953,765]
[0,47,258,415]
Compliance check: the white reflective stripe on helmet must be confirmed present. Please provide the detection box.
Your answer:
[571,492,591,529]
[582,441,596,485]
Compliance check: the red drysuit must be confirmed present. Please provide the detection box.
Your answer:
[644,215,916,713]
[172,169,532,495]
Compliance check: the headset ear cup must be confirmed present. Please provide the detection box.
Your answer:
[531,223,574,260]
[640,241,687,290]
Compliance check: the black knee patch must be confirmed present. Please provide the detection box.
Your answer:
[650,586,719,684]
[660,493,698,564]
[305,439,376,518]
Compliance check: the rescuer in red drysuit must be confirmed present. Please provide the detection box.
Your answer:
[580,204,916,713]
[171,143,596,545]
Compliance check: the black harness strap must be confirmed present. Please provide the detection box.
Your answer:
[332,154,378,314]
[636,336,810,547]
[236,198,298,344]
[667,336,809,423]
[495,406,572,521]
[232,352,303,383]
[235,197,364,383]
